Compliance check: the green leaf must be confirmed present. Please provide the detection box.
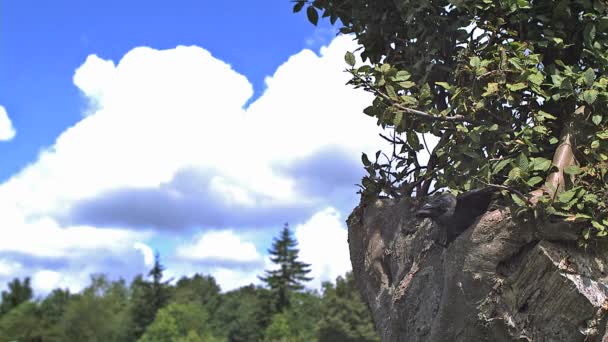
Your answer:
[508,58,524,70]
[591,140,600,149]
[435,82,452,91]
[400,95,417,105]
[527,176,544,186]
[470,57,481,68]
[564,165,583,175]
[528,72,544,85]
[393,112,403,127]
[511,193,526,206]
[363,106,376,116]
[399,81,416,89]
[344,52,356,67]
[482,83,499,96]
[386,85,398,99]
[583,89,599,104]
[532,157,552,171]
[592,114,603,126]
[551,74,564,87]
[517,153,529,170]
[394,70,411,81]
[507,83,528,91]
[596,131,608,139]
[306,6,319,25]
[508,167,522,180]
[293,1,305,13]
[493,158,512,174]
[583,227,591,239]
[591,220,605,231]
[558,189,577,203]
[361,153,371,166]
[584,68,596,87]
[538,111,557,120]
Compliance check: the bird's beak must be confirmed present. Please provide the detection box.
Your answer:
[415,203,437,218]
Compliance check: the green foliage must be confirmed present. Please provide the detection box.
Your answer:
[38,288,72,341]
[264,312,292,341]
[127,253,172,340]
[295,0,608,239]
[260,223,312,312]
[60,274,130,341]
[317,273,379,342]
[0,301,43,341]
[263,291,323,342]
[138,302,218,342]
[172,273,221,314]
[0,277,33,316]
[213,285,274,342]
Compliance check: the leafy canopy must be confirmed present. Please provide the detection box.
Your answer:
[295,0,608,238]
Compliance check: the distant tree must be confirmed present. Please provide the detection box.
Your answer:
[148,252,171,312]
[138,302,219,342]
[127,252,172,340]
[264,312,291,342]
[260,223,312,312]
[172,273,221,315]
[0,301,43,341]
[213,285,273,342]
[317,272,379,342]
[60,274,130,341]
[38,288,72,341]
[0,277,33,316]
[264,291,322,342]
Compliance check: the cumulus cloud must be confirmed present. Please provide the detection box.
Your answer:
[294,208,351,289]
[0,105,16,141]
[175,230,264,268]
[133,242,155,268]
[0,35,386,293]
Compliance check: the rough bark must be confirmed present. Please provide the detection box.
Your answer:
[347,197,608,341]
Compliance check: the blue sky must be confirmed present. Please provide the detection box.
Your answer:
[0,0,385,294]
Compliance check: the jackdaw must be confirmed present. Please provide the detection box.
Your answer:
[416,187,494,246]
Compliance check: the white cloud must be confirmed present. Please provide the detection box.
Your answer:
[32,270,62,293]
[0,35,385,293]
[0,259,22,276]
[133,242,155,267]
[294,207,351,289]
[0,105,16,141]
[175,230,263,264]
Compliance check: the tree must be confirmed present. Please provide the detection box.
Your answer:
[172,273,221,316]
[138,303,219,342]
[60,274,130,341]
[38,288,72,341]
[264,291,322,342]
[127,253,172,340]
[317,273,379,342]
[295,0,608,239]
[213,285,274,342]
[260,223,312,312]
[0,277,33,316]
[0,301,43,341]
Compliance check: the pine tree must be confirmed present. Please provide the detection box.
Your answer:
[128,252,172,340]
[259,223,312,312]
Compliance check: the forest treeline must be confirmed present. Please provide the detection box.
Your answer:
[0,225,379,341]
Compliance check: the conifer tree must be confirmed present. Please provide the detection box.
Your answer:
[259,223,312,312]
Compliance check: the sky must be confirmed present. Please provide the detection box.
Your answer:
[0,0,387,295]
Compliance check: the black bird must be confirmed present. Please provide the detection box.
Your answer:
[416,187,494,246]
